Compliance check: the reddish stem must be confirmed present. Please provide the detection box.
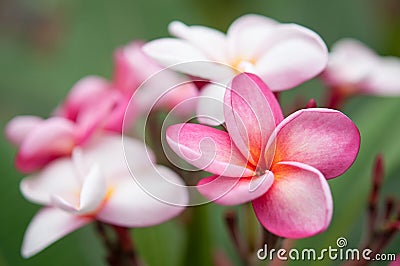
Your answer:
[368,155,384,235]
[384,197,395,221]
[326,86,350,109]
[95,222,140,266]
[305,98,317,108]
[112,225,139,266]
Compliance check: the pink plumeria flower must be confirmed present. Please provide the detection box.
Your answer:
[113,41,198,115]
[20,134,188,258]
[56,75,130,132]
[322,38,400,96]
[5,76,126,173]
[166,73,360,238]
[5,41,199,173]
[144,14,328,125]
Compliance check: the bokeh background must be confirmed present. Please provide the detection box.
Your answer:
[0,0,399,265]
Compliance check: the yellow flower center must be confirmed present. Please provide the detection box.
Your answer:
[231,58,257,73]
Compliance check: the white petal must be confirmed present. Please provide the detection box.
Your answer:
[51,165,106,214]
[196,82,229,126]
[169,21,228,61]
[20,159,81,205]
[227,14,278,61]
[82,134,155,178]
[21,207,91,258]
[78,165,106,213]
[51,195,80,213]
[143,38,234,80]
[255,24,328,91]
[324,38,378,86]
[227,14,278,36]
[362,56,400,96]
[97,165,187,227]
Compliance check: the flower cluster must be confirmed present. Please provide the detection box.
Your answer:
[322,38,400,96]
[5,13,400,263]
[6,41,191,258]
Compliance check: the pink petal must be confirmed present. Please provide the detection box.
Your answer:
[169,21,227,61]
[196,82,227,126]
[15,154,57,174]
[143,38,234,80]
[227,14,278,61]
[5,116,43,146]
[113,44,141,93]
[112,41,161,94]
[58,76,125,137]
[166,123,254,177]
[103,96,132,133]
[97,165,187,227]
[270,108,360,179]
[59,76,111,121]
[19,117,76,156]
[52,165,106,214]
[255,24,328,91]
[20,158,81,205]
[197,171,274,205]
[21,207,92,258]
[224,73,283,167]
[75,89,123,138]
[252,161,333,238]
[16,117,77,172]
[362,56,400,96]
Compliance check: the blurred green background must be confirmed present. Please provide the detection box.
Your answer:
[1,0,399,265]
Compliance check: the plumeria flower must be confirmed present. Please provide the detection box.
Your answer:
[20,133,188,258]
[5,40,200,173]
[5,76,126,173]
[166,73,360,238]
[143,14,328,125]
[322,38,400,96]
[113,41,198,115]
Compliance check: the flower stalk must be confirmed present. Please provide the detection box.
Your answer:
[344,155,400,266]
[224,210,249,265]
[95,222,140,266]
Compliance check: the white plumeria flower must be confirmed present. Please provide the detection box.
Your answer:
[322,38,400,96]
[20,134,188,258]
[143,14,328,125]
